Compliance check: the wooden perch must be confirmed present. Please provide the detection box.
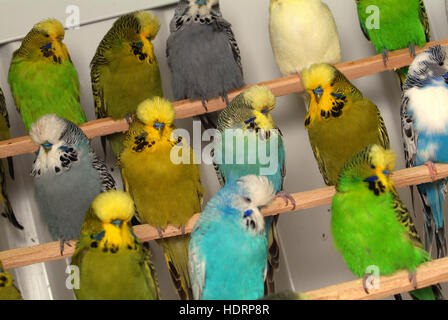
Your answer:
[1,38,448,159]
[306,256,448,300]
[1,163,447,271]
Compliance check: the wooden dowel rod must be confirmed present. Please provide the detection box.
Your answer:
[1,163,447,270]
[305,256,448,300]
[1,38,448,159]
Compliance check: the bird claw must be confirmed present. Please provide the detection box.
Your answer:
[125,114,135,125]
[59,239,72,256]
[275,191,296,210]
[180,225,185,235]
[156,227,164,238]
[409,43,416,57]
[382,49,389,67]
[363,273,371,294]
[201,97,209,112]
[409,271,417,289]
[426,161,438,181]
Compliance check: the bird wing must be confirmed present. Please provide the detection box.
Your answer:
[189,225,207,300]
[311,144,331,186]
[216,18,243,74]
[376,111,390,150]
[400,95,417,168]
[91,154,116,192]
[0,89,10,129]
[354,0,371,42]
[90,61,107,119]
[418,0,431,42]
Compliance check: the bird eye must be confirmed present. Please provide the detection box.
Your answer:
[370,165,376,169]
[243,197,251,203]
[44,33,50,38]
[147,36,152,41]
[439,62,444,66]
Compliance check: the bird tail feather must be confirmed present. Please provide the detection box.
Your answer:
[6,157,14,180]
[265,215,280,296]
[157,234,192,300]
[410,284,444,300]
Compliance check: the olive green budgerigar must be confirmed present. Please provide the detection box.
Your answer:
[302,63,390,186]
[119,97,204,300]
[332,145,443,300]
[0,260,22,300]
[8,18,86,132]
[355,0,430,85]
[0,88,22,230]
[91,11,163,157]
[72,190,160,300]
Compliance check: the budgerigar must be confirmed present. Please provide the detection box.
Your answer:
[401,44,448,258]
[8,19,86,132]
[269,0,341,76]
[119,97,204,300]
[355,0,430,85]
[0,88,22,230]
[214,86,294,295]
[189,175,275,300]
[72,190,160,300]
[29,114,115,252]
[302,63,390,186]
[166,0,244,129]
[332,145,443,300]
[91,11,163,157]
[0,260,22,300]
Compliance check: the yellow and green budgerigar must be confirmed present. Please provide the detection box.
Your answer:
[8,19,86,132]
[119,97,203,300]
[72,190,160,300]
[91,11,163,157]
[0,88,22,230]
[332,145,443,300]
[0,260,22,300]
[302,63,390,186]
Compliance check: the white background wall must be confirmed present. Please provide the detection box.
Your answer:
[0,0,447,300]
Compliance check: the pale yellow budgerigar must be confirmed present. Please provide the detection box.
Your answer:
[269,0,342,76]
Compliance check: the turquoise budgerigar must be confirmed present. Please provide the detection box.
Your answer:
[401,45,448,258]
[189,175,276,300]
[332,144,443,300]
[29,114,115,252]
[214,86,295,294]
[8,18,86,132]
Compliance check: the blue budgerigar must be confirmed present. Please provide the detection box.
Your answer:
[189,175,275,300]
[401,44,448,258]
[29,114,115,252]
[166,0,244,129]
[214,86,294,294]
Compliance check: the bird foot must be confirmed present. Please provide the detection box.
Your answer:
[180,225,185,235]
[222,92,230,105]
[125,114,135,125]
[275,191,296,210]
[409,43,416,57]
[409,270,417,289]
[201,97,209,112]
[426,161,438,181]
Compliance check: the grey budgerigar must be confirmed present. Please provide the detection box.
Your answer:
[29,114,115,251]
[166,0,244,129]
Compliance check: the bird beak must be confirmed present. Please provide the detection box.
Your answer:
[313,87,324,103]
[111,220,124,228]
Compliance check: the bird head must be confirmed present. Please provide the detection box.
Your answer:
[302,63,357,127]
[187,0,219,16]
[29,114,86,176]
[136,97,176,143]
[113,11,160,64]
[20,19,70,62]
[242,86,276,131]
[231,175,275,235]
[405,45,448,88]
[91,191,136,250]
[337,145,396,195]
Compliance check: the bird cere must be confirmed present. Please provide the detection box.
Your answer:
[1,0,448,303]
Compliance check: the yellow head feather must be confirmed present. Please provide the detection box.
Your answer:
[244,86,276,112]
[137,97,175,126]
[369,145,396,172]
[134,11,160,39]
[92,191,135,223]
[302,63,336,92]
[34,18,65,38]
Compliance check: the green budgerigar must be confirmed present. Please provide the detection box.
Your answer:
[355,0,430,84]
[0,88,22,230]
[332,144,443,300]
[8,19,86,132]
[0,260,22,300]
[72,190,160,300]
[91,11,163,157]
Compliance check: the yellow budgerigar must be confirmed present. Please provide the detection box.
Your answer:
[269,0,341,76]
[119,97,203,300]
